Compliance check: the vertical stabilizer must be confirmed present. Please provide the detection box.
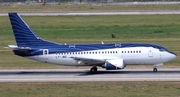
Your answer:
[8,13,60,47]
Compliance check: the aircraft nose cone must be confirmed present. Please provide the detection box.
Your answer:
[161,51,176,63]
[171,53,177,59]
[168,52,177,61]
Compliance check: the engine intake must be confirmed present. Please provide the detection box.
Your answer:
[103,59,125,70]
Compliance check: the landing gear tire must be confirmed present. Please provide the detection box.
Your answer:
[90,67,97,73]
[153,68,157,72]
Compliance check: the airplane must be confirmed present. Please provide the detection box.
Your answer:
[8,13,177,73]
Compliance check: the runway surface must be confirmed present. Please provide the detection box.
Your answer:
[0,68,180,82]
[1,10,180,16]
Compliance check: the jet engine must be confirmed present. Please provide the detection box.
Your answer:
[102,59,125,70]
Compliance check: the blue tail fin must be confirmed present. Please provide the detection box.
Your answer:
[8,13,60,47]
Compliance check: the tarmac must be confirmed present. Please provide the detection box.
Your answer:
[0,68,180,82]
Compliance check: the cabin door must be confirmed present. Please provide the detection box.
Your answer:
[148,48,153,57]
[42,49,49,62]
[43,49,49,55]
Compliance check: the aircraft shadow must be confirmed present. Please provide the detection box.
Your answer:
[79,70,180,76]
[0,70,179,76]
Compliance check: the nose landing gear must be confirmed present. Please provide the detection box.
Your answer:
[153,63,163,72]
[153,67,157,72]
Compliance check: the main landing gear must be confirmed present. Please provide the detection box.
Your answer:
[90,66,97,73]
[153,67,158,72]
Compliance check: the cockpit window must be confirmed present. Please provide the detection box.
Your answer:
[159,48,165,52]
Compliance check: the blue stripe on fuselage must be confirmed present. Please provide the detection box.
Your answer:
[19,43,174,56]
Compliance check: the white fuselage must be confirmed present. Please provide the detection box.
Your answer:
[27,47,176,66]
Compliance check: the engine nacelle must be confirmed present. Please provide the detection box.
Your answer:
[104,59,125,70]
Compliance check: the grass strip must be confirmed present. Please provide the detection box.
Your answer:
[0,82,180,97]
[0,4,180,12]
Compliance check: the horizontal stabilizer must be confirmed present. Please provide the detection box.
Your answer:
[8,45,31,50]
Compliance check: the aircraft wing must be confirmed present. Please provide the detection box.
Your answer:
[70,57,105,66]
